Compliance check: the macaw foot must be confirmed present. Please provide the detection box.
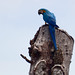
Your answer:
[45,22,47,25]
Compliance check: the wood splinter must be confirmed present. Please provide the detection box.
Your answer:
[20,54,32,64]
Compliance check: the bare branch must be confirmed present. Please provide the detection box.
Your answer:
[20,54,32,64]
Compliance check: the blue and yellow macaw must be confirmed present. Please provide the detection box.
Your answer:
[38,8,59,50]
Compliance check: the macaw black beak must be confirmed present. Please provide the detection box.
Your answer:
[38,10,43,15]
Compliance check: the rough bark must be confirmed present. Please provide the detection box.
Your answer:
[21,24,74,75]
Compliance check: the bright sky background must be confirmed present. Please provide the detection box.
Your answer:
[0,0,75,75]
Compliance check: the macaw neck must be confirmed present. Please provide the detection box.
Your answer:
[42,13,48,18]
[43,13,47,16]
[42,13,48,23]
[42,13,48,19]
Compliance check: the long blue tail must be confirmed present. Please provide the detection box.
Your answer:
[49,24,57,50]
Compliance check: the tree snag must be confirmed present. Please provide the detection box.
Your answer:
[21,24,74,75]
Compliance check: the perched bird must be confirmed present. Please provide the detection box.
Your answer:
[38,8,59,50]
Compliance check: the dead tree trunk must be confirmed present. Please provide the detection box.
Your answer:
[21,24,74,75]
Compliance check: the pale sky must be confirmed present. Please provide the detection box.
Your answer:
[0,0,75,75]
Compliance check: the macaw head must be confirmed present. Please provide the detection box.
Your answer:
[38,8,50,15]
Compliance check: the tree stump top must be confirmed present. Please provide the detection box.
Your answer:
[21,24,74,75]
